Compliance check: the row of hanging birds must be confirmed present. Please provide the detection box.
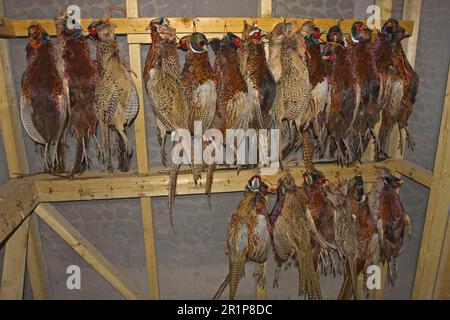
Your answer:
[215,167,411,300]
[20,7,418,222]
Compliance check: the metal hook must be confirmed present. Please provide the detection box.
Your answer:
[192,18,199,32]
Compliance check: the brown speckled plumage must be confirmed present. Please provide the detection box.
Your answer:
[338,174,378,299]
[143,19,189,226]
[325,179,358,299]
[271,173,327,299]
[89,19,138,173]
[213,176,274,300]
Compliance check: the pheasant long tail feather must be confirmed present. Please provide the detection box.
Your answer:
[213,273,230,300]
[229,256,245,300]
[68,138,87,177]
[168,163,180,227]
[338,271,353,300]
[348,258,358,300]
[302,130,315,172]
[206,163,216,207]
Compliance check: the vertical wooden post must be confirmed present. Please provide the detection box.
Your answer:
[366,0,393,300]
[433,213,450,299]
[126,0,160,300]
[413,67,450,299]
[255,0,272,301]
[0,217,29,299]
[0,2,49,299]
[375,0,392,21]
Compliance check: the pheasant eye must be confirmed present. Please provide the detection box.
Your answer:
[89,27,97,36]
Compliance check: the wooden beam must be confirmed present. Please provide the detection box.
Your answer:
[0,179,39,244]
[8,17,414,38]
[26,215,50,300]
[254,0,272,301]
[35,203,145,300]
[34,160,396,203]
[126,0,160,300]
[0,218,29,300]
[0,17,15,38]
[369,1,393,301]
[258,0,272,18]
[394,159,432,188]
[413,67,450,299]
[375,0,392,21]
[433,213,450,299]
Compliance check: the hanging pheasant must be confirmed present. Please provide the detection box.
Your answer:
[213,175,275,300]
[338,174,378,300]
[324,177,358,299]
[179,32,216,133]
[206,32,263,199]
[298,21,329,156]
[179,31,216,187]
[374,19,419,160]
[302,170,338,277]
[368,167,411,284]
[347,22,381,163]
[143,18,191,226]
[21,23,69,173]
[240,21,276,130]
[55,10,97,177]
[144,17,187,167]
[271,26,313,170]
[87,8,138,172]
[322,25,358,166]
[270,173,329,299]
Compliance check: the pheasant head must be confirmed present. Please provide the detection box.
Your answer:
[246,175,276,196]
[348,174,366,203]
[55,10,83,40]
[242,21,265,44]
[86,19,116,42]
[381,18,410,43]
[225,32,243,49]
[27,23,50,50]
[351,21,372,44]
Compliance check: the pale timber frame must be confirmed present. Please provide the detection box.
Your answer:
[0,0,446,300]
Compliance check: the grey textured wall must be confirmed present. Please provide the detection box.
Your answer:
[0,0,448,300]
[405,0,450,170]
[273,0,355,18]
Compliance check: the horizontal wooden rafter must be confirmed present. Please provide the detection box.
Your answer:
[34,160,397,203]
[0,178,39,244]
[0,158,432,247]
[7,17,414,39]
[394,159,432,187]
[0,17,15,38]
